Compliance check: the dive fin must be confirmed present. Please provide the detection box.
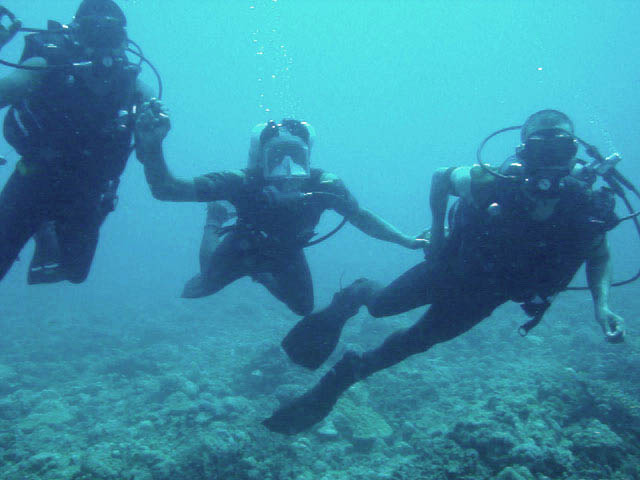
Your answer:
[282,280,374,369]
[264,351,363,434]
[181,274,211,298]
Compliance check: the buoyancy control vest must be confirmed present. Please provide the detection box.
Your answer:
[230,168,355,251]
[3,22,141,183]
[446,175,618,302]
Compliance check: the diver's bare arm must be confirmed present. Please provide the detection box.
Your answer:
[0,57,45,108]
[135,100,197,202]
[140,148,197,202]
[348,208,421,249]
[586,236,611,311]
[0,14,30,107]
[586,236,625,342]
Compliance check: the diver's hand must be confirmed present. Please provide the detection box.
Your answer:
[0,7,21,49]
[421,226,449,260]
[596,306,625,343]
[135,99,170,161]
[405,234,429,250]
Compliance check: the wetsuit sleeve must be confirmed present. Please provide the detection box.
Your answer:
[317,172,360,217]
[193,170,245,202]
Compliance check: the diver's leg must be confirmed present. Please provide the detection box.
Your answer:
[282,260,440,369]
[367,260,448,317]
[281,277,379,369]
[55,207,103,284]
[43,178,122,284]
[265,292,507,434]
[357,294,504,374]
[199,202,235,276]
[28,221,65,284]
[256,249,314,316]
[0,170,47,282]
[182,231,248,298]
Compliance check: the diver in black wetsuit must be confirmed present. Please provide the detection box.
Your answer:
[0,0,152,284]
[135,103,426,315]
[265,109,626,434]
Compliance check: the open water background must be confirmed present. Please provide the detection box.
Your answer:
[0,2,638,479]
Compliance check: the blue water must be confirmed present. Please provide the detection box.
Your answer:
[0,1,639,479]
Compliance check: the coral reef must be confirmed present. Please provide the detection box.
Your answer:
[0,291,638,479]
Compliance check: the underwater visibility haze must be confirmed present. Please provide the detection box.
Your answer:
[0,0,639,479]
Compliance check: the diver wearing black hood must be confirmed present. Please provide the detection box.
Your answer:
[75,0,128,20]
[264,110,626,434]
[0,0,153,284]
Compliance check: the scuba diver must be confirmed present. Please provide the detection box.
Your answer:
[264,109,633,434]
[134,101,426,315]
[0,0,155,284]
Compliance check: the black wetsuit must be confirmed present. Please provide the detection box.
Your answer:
[182,168,358,315]
[344,175,615,371]
[0,28,140,283]
[266,172,619,434]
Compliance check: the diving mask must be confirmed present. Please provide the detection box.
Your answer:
[518,128,578,169]
[263,141,310,180]
[259,119,312,147]
[516,128,577,197]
